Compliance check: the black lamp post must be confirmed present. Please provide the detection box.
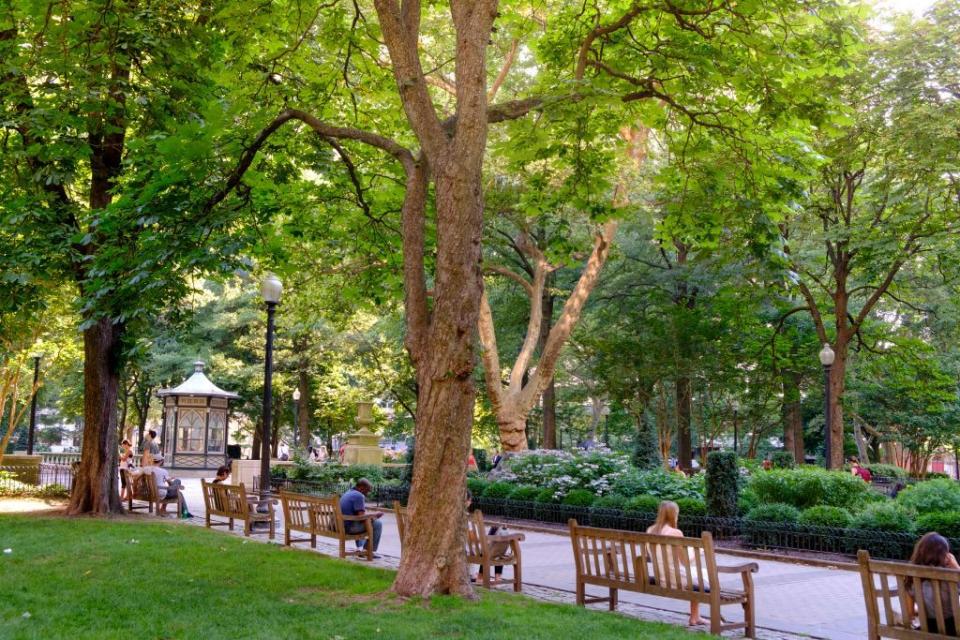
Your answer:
[292,387,301,450]
[819,342,835,470]
[732,400,740,456]
[260,273,282,499]
[26,355,40,455]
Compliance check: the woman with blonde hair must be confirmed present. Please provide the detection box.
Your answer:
[647,500,707,626]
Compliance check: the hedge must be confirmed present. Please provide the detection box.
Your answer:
[896,479,960,515]
[706,452,739,517]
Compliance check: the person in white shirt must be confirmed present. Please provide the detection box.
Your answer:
[145,457,191,518]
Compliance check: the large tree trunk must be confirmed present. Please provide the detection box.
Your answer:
[781,370,804,463]
[68,318,123,515]
[538,275,557,449]
[676,376,692,470]
[828,350,847,469]
[297,370,311,450]
[251,418,261,460]
[393,168,483,597]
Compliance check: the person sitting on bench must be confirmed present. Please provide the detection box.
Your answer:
[339,478,382,558]
[146,457,192,519]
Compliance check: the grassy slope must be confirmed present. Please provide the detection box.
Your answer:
[0,514,701,640]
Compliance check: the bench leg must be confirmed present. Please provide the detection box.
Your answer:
[743,598,756,638]
[339,539,346,559]
[609,587,618,612]
[710,605,722,636]
[244,519,251,537]
[284,528,290,546]
[269,517,275,540]
[205,512,211,528]
[311,534,316,549]
[576,581,585,606]
[228,518,234,531]
[513,563,522,593]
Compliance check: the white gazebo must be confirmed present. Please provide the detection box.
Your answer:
[157,361,239,470]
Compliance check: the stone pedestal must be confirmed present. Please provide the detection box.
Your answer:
[342,402,383,466]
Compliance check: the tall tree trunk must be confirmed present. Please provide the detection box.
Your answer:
[538,275,557,449]
[297,370,311,450]
[781,370,804,463]
[676,376,692,470]
[68,318,123,515]
[828,351,847,469]
[251,418,261,460]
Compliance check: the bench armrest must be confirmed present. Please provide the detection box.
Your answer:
[488,533,525,543]
[342,514,376,521]
[716,562,759,574]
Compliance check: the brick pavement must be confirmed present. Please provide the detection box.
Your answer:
[177,478,870,640]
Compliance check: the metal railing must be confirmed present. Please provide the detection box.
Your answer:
[0,464,74,495]
[254,476,410,509]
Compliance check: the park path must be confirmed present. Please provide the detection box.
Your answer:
[178,479,868,640]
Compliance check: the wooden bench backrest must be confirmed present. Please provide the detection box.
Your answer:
[131,471,158,501]
[465,510,487,561]
[569,519,647,589]
[202,480,249,517]
[569,520,717,594]
[280,491,343,535]
[859,550,960,639]
[394,501,409,548]
[641,530,714,594]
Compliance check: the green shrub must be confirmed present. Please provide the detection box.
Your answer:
[847,503,916,559]
[743,503,801,548]
[865,463,907,480]
[611,469,703,501]
[747,467,874,511]
[851,503,914,534]
[473,448,490,472]
[706,452,739,517]
[624,495,661,514]
[916,511,960,540]
[466,477,489,497]
[482,482,515,499]
[770,451,795,469]
[897,478,960,515]
[592,494,628,510]
[799,505,853,528]
[508,485,541,502]
[632,420,660,469]
[926,472,951,480]
[738,489,760,516]
[535,487,559,503]
[563,489,596,507]
[676,497,707,517]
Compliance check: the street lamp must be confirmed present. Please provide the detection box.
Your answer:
[819,342,835,470]
[732,400,740,456]
[260,273,282,500]
[27,355,40,455]
[292,387,301,449]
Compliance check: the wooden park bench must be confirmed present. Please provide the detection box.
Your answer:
[858,549,960,639]
[279,491,374,560]
[394,501,410,551]
[200,479,276,539]
[125,470,178,516]
[466,509,525,592]
[569,520,758,637]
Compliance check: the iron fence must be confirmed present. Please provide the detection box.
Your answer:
[0,464,74,495]
[255,475,410,509]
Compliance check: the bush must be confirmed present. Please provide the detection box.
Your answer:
[482,482,515,499]
[563,489,596,507]
[747,467,875,511]
[847,503,916,559]
[676,497,706,517]
[916,511,960,540]
[592,494,628,510]
[743,503,801,548]
[535,487,559,503]
[926,472,951,480]
[799,505,853,528]
[611,469,703,501]
[508,485,541,502]
[897,478,960,515]
[706,452,739,517]
[504,448,632,499]
[865,463,907,480]
[35,483,69,499]
[466,477,488,498]
[632,420,660,469]
[738,489,760,516]
[771,451,795,469]
[624,495,661,514]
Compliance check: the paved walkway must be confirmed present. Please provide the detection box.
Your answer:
[177,479,869,640]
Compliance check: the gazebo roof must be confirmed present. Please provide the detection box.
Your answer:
[157,361,239,399]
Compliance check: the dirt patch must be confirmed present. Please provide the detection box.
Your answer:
[0,497,68,514]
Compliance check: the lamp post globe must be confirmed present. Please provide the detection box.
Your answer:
[259,274,282,501]
[819,342,835,470]
[292,387,301,449]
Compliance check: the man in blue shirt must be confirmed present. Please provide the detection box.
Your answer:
[340,478,382,558]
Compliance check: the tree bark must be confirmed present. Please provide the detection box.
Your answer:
[251,418,261,460]
[781,370,804,463]
[538,274,557,449]
[676,376,692,470]
[828,351,847,469]
[68,318,123,515]
[297,370,311,450]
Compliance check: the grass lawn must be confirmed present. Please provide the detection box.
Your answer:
[0,513,702,640]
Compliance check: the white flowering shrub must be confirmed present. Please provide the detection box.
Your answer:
[505,447,632,500]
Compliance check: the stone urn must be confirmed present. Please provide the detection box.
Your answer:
[342,401,383,466]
